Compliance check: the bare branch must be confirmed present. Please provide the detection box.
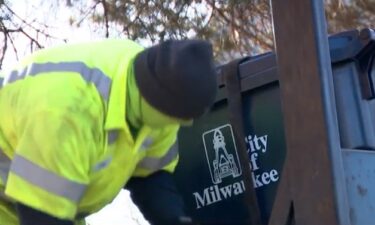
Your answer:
[18,27,43,49]
[2,3,67,42]
[6,31,20,62]
[75,1,101,27]
[0,24,7,70]
[100,0,109,38]
[66,0,73,7]
[206,0,272,50]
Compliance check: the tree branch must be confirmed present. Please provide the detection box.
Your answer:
[18,27,43,49]
[207,0,272,50]
[6,31,19,62]
[100,0,109,38]
[0,22,7,70]
[75,1,101,27]
[3,3,67,42]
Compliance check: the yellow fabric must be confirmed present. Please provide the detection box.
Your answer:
[0,196,18,225]
[0,39,180,224]
[140,96,194,128]
[132,124,180,177]
[125,68,181,175]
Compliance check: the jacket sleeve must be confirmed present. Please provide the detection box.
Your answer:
[4,108,96,220]
[125,170,187,225]
[4,84,103,221]
[132,125,180,177]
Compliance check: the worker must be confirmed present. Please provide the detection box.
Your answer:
[0,39,217,225]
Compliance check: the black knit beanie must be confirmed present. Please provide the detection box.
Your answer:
[134,40,217,119]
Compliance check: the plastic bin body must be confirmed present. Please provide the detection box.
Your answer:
[330,29,375,150]
[174,28,375,225]
[175,53,285,225]
[329,29,375,225]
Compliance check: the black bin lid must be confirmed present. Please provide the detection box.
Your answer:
[329,28,375,63]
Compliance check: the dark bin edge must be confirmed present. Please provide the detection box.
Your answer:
[215,52,278,103]
[329,28,375,64]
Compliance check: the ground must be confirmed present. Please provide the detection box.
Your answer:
[85,190,150,225]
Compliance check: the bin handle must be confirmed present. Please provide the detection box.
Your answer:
[356,28,375,100]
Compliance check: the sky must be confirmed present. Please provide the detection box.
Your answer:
[4,1,149,224]
[2,0,122,71]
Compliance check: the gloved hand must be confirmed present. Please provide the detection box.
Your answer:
[125,171,187,225]
[177,216,194,224]
[16,203,74,225]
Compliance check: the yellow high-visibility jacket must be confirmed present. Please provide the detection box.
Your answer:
[0,39,179,225]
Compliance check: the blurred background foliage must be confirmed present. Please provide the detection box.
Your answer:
[0,0,374,68]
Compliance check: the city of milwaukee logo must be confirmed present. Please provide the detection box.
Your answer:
[202,124,242,184]
[193,124,245,209]
[192,124,277,209]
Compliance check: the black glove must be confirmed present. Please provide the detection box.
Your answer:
[125,171,187,225]
[16,203,74,225]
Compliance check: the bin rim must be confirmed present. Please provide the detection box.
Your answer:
[329,28,375,64]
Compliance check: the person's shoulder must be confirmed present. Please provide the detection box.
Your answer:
[27,39,143,58]
[82,38,143,48]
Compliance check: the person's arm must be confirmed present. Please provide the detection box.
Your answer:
[5,87,101,221]
[4,108,93,221]
[16,203,74,225]
[126,170,186,225]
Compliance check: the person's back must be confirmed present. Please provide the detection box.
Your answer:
[0,39,145,225]
[0,39,217,225]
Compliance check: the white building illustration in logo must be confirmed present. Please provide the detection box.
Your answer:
[202,124,242,184]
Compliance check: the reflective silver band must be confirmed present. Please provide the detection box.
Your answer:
[6,62,111,101]
[138,142,179,171]
[108,130,118,145]
[93,156,112,172]
[10,154,87,202]
[0,150,10,183]
[140,138,153,151]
